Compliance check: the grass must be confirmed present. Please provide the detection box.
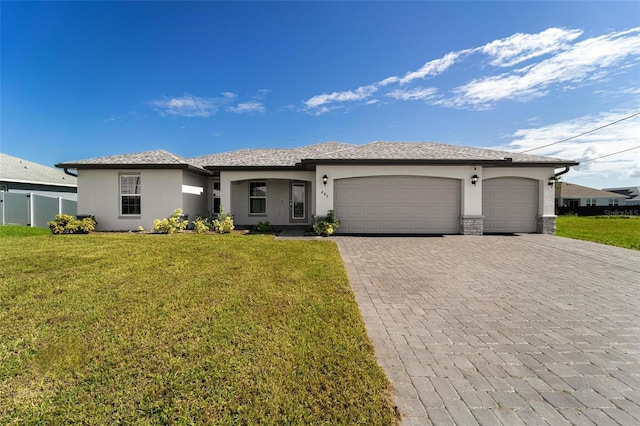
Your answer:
[0,225,51,238]
[556,215,640,250]
[0,233,398,425]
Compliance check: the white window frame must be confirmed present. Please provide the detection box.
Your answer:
[120,174,141,216]
[249,181,267,215]
[585,198,596,206]
[609,199,619,206]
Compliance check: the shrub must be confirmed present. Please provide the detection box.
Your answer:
[213,207,235,234]
[313,210,340,236]
[153,209,188,234]
[256,221,270,233]
[48,214,96,235]
[192,216,213,234]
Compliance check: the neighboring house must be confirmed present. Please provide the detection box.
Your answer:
[1,152,77,200]
[56,141,577,234]
[556,182,627,208]
[602,186,640,206]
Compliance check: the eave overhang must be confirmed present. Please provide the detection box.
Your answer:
[299,158,580,168]
[55,163,214,176]
[0,178,77,188]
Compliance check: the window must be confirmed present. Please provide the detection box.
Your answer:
[585,198,596,207]
[609,199,619,206]
[249,181,266,214]
[0,184,7,192]
[212,180,221,214]
[120,175,141,215]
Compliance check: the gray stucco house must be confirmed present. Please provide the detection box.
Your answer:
[556,182,628,208]
[1,152,77,200]
[56,141,578,234]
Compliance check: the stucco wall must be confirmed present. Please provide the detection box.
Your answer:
[78,169,183,231]
[181,171,209,220]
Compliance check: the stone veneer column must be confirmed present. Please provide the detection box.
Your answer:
[537,215,556,234]
[460,215,484,235]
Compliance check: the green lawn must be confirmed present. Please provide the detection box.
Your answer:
[0,233,398,424]
[0,225,51,238]
[556,215,640,250]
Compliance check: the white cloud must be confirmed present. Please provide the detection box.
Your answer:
[302,27,640,114]
[399,52,463,85]
[304,84,378,110]
[496,109,640,186]
[149,94,219,118]
[149,90,268,117]
[386,87,438,101]
[480,28,583,67]
[450,28,640,108]
[227,101,265,114]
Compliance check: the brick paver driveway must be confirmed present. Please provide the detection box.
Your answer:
[336,234,640,425]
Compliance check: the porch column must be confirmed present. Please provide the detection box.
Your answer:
[220,173,231,215]
[537,178,557,234]
[460,168,484,235]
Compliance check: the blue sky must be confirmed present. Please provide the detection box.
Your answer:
[2,1,639,189]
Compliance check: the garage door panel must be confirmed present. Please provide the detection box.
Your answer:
[483,178,537,233]
[397,221,413,230]
[335,176,460,234]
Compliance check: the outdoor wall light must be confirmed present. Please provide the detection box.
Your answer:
[548,177,555,186]
[322,175,328,186]
[471,175,479,186]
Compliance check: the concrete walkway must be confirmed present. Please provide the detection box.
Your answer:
[336,234,640,425]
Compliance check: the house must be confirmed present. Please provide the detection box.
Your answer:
[602,186,640,206]
[55,141,578,234]
[556,182,628,208]
[1,152,77,200]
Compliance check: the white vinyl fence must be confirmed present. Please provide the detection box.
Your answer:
[0,191,77,228]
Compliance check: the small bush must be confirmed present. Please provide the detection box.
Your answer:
[48,214,96,235]
[313,210,340,236]
[256,221,271,233]
[192,216,213,234]
[153,209,188,234]
[213,208,235,234]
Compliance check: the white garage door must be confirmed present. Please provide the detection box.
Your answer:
[334,176,460,234]
[483,177,538,233]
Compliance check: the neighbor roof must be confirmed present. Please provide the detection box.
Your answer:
[557,182,627,199]
[57,141,577,171]
[603,186,640,202]
[1,152,77,187]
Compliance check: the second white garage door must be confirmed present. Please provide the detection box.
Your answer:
[334,176,460,234]
[483,177,538,233]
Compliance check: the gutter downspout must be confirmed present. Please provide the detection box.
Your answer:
[63,168,78,177]
[554,166,571,179]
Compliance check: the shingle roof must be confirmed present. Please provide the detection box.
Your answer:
[56,149,211,175]
[307,141,570,163]
[191,142,354,167]
[1,153,77,187]
[57,141,577,171]
[557,182,627,198]
[603,186,640,202]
